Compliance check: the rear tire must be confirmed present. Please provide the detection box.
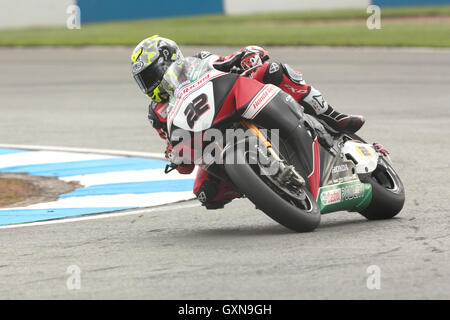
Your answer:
[224,148,321,232]
[358,159,405,220]
[343,133,405,220]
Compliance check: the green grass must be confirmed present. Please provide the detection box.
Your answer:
[1,6,450,47]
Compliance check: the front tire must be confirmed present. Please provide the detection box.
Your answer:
[224,148,321,232]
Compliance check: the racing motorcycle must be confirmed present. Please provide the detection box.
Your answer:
[163,55,405,232]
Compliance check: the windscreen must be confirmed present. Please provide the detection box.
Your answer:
[161,56,215,112]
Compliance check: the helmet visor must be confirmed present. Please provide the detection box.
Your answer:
[134,62,167,95]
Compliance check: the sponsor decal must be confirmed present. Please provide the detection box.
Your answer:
[357,146,374,158]
[132,61,145,73]
[162,48,170,60]
[252,87,272,109]
[269,63,280,74]
[179,73,211,97]
[242,85,281,119]
[282,84,308,95]
[199,51,211,59]
[332,164,349,174]
[320,189,341,205]
[342,183,365,201]
[320,182,365,206]
[312,94,326,111]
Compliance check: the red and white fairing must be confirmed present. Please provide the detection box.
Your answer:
[241,84,281,119]
[167,69,226,133]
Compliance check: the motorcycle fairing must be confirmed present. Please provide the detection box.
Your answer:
[319,144,358,187]
[167,70,265,138]
[317,180,372,214]
[241,84,281,119]
[246,90,317,183]
[165,69,267,166]
[167,69,226,135]
[213,75,266,126]
[314,136,376,213]
[308,138,321,199]
[341,141,379,174]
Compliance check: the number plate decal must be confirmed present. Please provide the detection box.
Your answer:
[167,70,225,134]
[172,81,215,132]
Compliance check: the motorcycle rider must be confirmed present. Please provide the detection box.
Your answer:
[131,35,365,209]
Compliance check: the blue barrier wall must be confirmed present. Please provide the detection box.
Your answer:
[78,0,224,23]
[373,0,450,6]
[77,0,450,24]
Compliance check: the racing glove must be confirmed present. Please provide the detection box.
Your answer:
[164,141,195,174]
[214,46,269,74]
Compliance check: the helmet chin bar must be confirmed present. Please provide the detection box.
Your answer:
[150,86,169,103]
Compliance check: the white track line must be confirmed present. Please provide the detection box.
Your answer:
[0,144,165,160]
[0,191,195,210]
[0,202,200,230]
[0,144,198,229]
[0,150,117,169]
[61,168,197,187]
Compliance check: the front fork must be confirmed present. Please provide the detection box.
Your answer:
[240,119,307,187]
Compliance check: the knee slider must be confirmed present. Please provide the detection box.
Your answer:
[196,180,219,204]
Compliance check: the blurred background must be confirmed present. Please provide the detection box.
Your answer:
[0,0,449,47]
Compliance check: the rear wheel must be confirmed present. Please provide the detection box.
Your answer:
[358,158,405,220]
[342,134,405,220]
[343,133,405,220]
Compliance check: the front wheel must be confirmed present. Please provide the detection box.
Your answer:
[224,147,321,232]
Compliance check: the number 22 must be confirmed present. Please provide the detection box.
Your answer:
[184,93,210,128]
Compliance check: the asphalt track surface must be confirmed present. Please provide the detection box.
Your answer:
[0,46,449,299]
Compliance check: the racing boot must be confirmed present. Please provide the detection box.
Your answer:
[315,104,365,134]
[299,86,364,134]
